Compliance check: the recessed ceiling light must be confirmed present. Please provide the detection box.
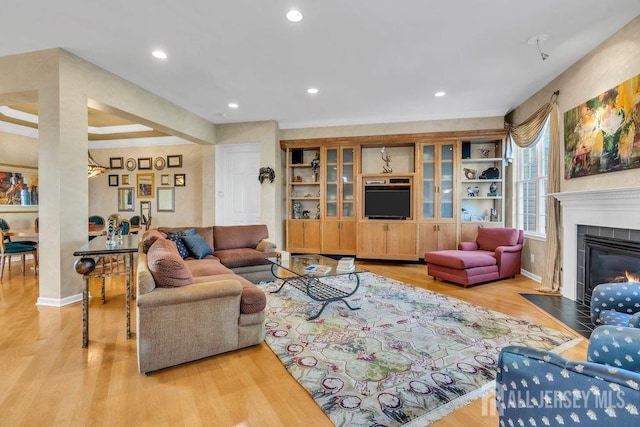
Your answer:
[286,9,303,22]
[434,91,446,97]
[152,50,167,59]
[307,87,318,94]
[228,103,239,109]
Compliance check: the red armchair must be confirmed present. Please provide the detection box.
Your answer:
[424,227,524,287]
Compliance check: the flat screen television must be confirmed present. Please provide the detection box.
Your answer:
[364,186,411,219]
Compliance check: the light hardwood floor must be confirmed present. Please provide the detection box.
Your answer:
[0,259,588,426]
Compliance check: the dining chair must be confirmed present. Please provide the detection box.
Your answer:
[0,229,38,280]
[129,215,141,233]
[89,215,105,225]
[0,217,38,246]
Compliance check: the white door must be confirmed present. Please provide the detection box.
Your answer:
[215,143,261,225]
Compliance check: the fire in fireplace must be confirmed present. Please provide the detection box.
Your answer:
[584,235,640,304]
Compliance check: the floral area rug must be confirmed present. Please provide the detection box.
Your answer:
[257,273,582,426]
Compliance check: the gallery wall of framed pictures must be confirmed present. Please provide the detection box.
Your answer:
[106,153,188,212]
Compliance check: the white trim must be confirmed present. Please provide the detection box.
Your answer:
[89,136,192,149]
[0,120,38,138]
[520,269,542,283]
[37,293,83,307]
[0,106,39,123]
[88,124,152,134]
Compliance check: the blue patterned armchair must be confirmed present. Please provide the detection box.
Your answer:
[496,325,640,426]
[591,282,640,328]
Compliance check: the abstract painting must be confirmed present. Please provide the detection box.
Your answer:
[564,73,640,178]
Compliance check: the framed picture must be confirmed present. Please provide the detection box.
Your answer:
[0,163,39,211]
[125,158,136,171]
[154,157,166,170]
[157,187,175,212]
[174,173,186,187]
[160,174,170,185]
[138,157,152,170]
[167,154,183,168]
[121,174,130,185]
[108,174,119,187]
[117,187,135,212]
[137,173,155,198]
[109,157,124,169]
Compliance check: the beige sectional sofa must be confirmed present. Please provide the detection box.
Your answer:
[136,225,277,374]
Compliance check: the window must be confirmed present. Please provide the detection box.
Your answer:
[516,118,550,237]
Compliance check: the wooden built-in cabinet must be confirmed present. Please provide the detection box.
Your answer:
[281,130,507,260]
[418,142,458,256]
[357,221,418,260]
[459,139,505,241]
[322,146,357,254]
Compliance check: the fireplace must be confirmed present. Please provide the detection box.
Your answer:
[581,234,640,304]
[552,187,640,301]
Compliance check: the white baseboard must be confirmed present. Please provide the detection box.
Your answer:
[37,293,82,307]
[521,269,542,283]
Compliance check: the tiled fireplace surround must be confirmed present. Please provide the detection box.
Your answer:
[553,187,640,301]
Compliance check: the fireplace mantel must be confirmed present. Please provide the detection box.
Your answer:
[551,186,640,300]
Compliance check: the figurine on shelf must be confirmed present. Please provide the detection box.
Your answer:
[311,152,320,182]
[293,201,302,219]
[467,187,475,197]
[489,182,498,196]
[381,146,392,173]
[316,204,321,219]
[464,168,477,179]
[302,210,310,219]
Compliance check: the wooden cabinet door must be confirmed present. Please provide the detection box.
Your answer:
[287,220,305,252]
[287,220,321,253]
[339,221,357,253]
[419,223,439,255]
[438,223,457,250]
[357,222,387,258]
[302,221,321,253]
[386,222,418,259]
[322,221,341,253]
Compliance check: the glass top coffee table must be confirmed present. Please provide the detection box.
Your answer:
[267,254,366,320]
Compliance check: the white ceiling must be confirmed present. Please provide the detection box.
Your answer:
[2,1,639,130]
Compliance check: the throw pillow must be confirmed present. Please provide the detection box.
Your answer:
[142,229,166,253]
[182,228,199,236]
[166,232,190,258]
[146,239,194,287]
[255,239,276,252]
[182,232,214,259]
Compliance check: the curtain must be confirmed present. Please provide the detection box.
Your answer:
[506,93,562,293]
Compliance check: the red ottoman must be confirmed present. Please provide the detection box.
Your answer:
[424,250,500,287]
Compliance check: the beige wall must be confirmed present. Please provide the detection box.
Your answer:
[509,16,640,279]
[0,48,217,304]
[89,144,203,227]
[216,121,283,248]
[281,116,505,140]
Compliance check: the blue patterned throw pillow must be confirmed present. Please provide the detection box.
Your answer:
[166,232,190,259]
[181,232,214,259]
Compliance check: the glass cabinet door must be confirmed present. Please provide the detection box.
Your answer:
[342,147,354,218]
[422,145,435,219]
[440,144,454,219]
[325,148,338,218]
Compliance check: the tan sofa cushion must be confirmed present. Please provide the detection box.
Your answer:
[185,258,234,276]
[192,273,266,314]
[213,225,268,251]
[147,239,194,287]
[214,248,274,268]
